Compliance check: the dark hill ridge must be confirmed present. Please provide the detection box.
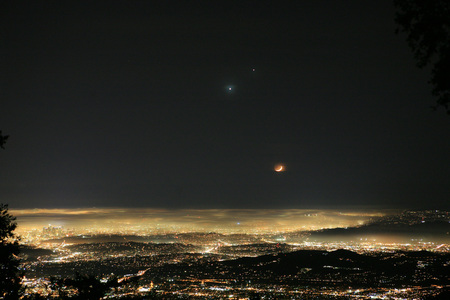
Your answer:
[43,234,179,244]
[66,241,199,254]
[307,220,450,242]
[19,245,53,261]
[222,249,382,275]
[212,249,450,288]
[140,248,449,289]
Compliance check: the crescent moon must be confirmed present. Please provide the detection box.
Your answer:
[274,164,284,172]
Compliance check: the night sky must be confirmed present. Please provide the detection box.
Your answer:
[1,1,449,209]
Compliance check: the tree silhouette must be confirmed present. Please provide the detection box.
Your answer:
[0,130,9,149]
[0,204,23,299]
[394,0,450,113]
[50,273,120,300]
[0,133,23,299]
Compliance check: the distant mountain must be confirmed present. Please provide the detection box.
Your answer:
[66,241,200,254]
[43,234,180,244]
[217,248,449,284]
[222,249,381,275]
[307,218,450,243]
[19,245,53,261]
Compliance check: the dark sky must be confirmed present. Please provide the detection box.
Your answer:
[1,1,449,209]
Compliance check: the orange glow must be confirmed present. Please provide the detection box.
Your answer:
[274,164,285,172]
[10,207,392,235]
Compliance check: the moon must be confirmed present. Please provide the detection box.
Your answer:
[274,164,285,172]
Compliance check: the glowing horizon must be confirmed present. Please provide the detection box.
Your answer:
[11,207,395,234]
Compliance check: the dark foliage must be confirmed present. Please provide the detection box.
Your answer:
[0,131,8,149]
[394,0,450,113]
[0,204,23,299]
[50,273,120,300]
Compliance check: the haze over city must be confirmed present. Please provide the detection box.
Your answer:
[12,207,388,234]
